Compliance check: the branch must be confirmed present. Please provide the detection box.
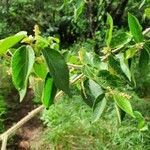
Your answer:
[1,136,7,150]
[143,27,150,35]
[67,63,82,69]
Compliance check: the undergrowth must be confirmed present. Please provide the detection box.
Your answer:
[40,88,150,150]
[0,94,7,133]
[0,62,13,133]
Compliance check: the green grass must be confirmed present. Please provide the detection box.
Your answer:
[40,90,150,150]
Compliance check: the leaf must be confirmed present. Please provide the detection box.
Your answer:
[0,31,27,55]
[42,48,70,95]
[79,49,101,69]
[113,92,135,118]
[82,65,98,79]
[81,80,94,107]
[108,55,125,77]
[145,8,150,19]
[74,0,85,22]
[105,13,113,47]
[134,111,146,130]
[89,79,103,98]
[67,53,79,64]
[42,73,57,108]
[125,48,137,59]
[110,32,132,49]
[81,79,103,107]
[117,53,131,81]
[92,94,105,110]
[11,46,35,101]
[128,13,143,43]
[97,70,124,88]
[115,104,126,125]
[139,48,150,75]
[92,96,107,123]
[33,60,47,79]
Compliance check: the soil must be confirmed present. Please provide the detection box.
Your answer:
[4,88,44,150]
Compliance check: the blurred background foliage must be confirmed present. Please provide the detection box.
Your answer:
[0,0,150,45]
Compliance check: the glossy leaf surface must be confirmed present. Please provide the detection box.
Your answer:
[128,13,143,43]
[42,73,57,108]
[113,92,135,118]
[0,31,27,55]
[11,46,35,101]
[42,48,69,95]
[105,13,113,47]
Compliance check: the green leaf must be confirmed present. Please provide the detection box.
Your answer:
[81,79,103,107]
[82,65,95,79]
[81,79,96,107]
[108,55,125,77]
[67,53,80,64]
[125,48,137,59]
[0,31,27,55]
[92,95,106,123]
[89,79,103,98]
[110,32,132,49]
[92,94,105,110]
[115,104,126,125]
[139,48,150,75]
[33,60,47,79]
[42,73,57,108]
[105,13,113,47]
[128,13,143,43]
[145,8,150,19]
[42,48,70,95]
[11,46,35,101]
[97,70,125,88]
[113,92,135,118]
[134,111,146,129]
[79,49,101,69]
[74,0,85,22]
[117,53,131,81]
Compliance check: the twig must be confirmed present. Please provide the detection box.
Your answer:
[67,63,82,69]
[1,136,8,150]
[0,74,84,150]
[143,27,150,35]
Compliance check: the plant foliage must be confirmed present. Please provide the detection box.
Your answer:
[0,1,149,132]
